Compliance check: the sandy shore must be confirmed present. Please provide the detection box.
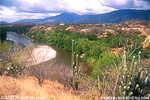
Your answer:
[30,45,57,65]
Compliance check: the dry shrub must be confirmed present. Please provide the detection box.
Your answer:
[97,68,119,96]
[75,67,119,99]
[27,59,72,86]
[0,76,79,100]
[90,26,104,35]
[78,74,97,99]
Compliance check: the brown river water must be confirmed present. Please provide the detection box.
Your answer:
[6,31,92,75]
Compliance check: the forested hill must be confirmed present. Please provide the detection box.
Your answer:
[13,9,149,24]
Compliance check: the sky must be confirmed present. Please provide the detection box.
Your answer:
[0,0,150,23]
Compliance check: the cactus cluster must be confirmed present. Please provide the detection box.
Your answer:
[119,51,150,97]
[71,40,79,90]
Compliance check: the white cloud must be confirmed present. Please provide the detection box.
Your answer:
[11,0,116,14]
[0,6,60,22]
[0,6,15,16]
[0,0,149,22]
[100,0,128,6]
[60,0,116,14]
[134,0,150,9]
[99,0,150,9]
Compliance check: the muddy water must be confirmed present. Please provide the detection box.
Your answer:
[6,32,92,75]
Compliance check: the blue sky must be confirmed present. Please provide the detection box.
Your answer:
[0,0,150,22]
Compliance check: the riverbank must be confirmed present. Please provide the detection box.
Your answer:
[26,24,149,78]
[30,45,56,65]
[6,32,57,66]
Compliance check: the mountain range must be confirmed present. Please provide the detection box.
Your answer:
[0,21,9,24]
[1,9,150,24]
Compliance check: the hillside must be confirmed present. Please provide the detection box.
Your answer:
[28,20,150,37]
[13,9,150,24]
[1,20,150,99]
[0,76,79,100]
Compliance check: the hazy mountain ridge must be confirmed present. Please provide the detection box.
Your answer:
[0,21,9,24]
[75,9,150,23]
[3,9,150,24]
[14,13,85,24]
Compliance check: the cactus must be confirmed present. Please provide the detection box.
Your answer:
[71,40,79,90]
[97,75,101,91]
[119,51,150,97]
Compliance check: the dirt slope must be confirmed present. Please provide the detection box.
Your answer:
[0,76,79,100]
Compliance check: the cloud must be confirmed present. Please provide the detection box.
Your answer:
[0,6,60,22]
[0,0,15,7]
[0,0,149,22]
[99,0,150,9]
[142,0,150,4]
[0,0,116,14]
[12,0,69,13]
[1,0,149,14]
[0,6,15,15]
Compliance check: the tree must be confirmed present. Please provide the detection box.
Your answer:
[0,26,7,42]
[0,41,31,77]
[0,41,13,75]
[89,41,101,59]
[25,45,72,87]
[84,33,98,41]
[91,52,118,79]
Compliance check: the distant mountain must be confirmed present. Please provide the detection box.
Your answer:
[14,13,85,24]
[0,21,9,24]
[42,13,85,23]
[75,9,150,23]
[13,9,150,24]
[13,19,43,23]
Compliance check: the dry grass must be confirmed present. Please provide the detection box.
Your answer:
[0,76,79,100]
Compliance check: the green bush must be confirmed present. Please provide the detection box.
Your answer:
[0,26,7,42]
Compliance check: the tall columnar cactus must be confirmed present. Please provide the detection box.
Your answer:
[119,51,150,97]
[71,40,79,90]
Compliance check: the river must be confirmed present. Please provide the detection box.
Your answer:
[6,31,92,75]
